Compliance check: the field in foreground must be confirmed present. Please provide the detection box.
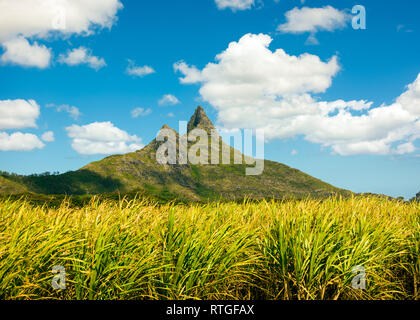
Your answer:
[0,196,418,300]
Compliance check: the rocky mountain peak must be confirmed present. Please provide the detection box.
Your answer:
[187,106,215,133]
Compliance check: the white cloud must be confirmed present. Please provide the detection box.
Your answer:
[66,121,144,155]
[278,6,350,34]
[175,33,420,156]
[41,131,55,142]
[53,104,81,120]
[0,37,52,68]
[215,0,255,11]
[0,0,123,42]
[0,99,49,152]
[58,105,81,120]
[158,94,180,106]
[396,75,420,117]
[47,103,81,120]
[0,0,122,68]
[168,112,175,118]
[0,99,40,130]
[291,149,298,156]
[0,132,45,151]
[177,33,339,96]
[174,61,203,84]
[126,60,155,77]
[394,142,416,155]
[131,107,152,118]
[58,47,106,70]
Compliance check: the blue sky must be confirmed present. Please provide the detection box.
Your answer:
[1,0,419,198]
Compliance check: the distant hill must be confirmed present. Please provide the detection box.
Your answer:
[0,176,27,194]
[0,107,351,202]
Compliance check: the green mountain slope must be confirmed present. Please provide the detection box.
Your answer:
[0,107,351,201]
[0,176,27,194]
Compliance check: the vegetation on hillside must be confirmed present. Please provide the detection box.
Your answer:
[0,196,418,300]
[0,170,122,195]
[0,176,27,194]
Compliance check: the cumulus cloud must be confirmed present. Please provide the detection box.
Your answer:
[126,60,155,77]
[131,108,152,118]
[0,0,123,42]
[278,6,350,34]
[158,94,180,106]
[0,99,48,152]
[174,61,203,84]
[0,37,52,68]
[177,33,339,96]
[58,47,106,70]
[215,0,255,11]
[175,33,420,156]
[41,131,55,142]
[0,99,40,130]
[66,122,144,155]
[0,0,122,68]
[0,132,45,151]
[394,142,416,155]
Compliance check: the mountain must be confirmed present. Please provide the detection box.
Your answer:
[0,176,27,194]
[0,107,351,201]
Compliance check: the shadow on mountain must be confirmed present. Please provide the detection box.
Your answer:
[19,170,123,195]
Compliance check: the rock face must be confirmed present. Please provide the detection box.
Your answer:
[0,106,351,201]
[187,106,215,133]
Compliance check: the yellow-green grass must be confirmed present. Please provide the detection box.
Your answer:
[0,196,418,300]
